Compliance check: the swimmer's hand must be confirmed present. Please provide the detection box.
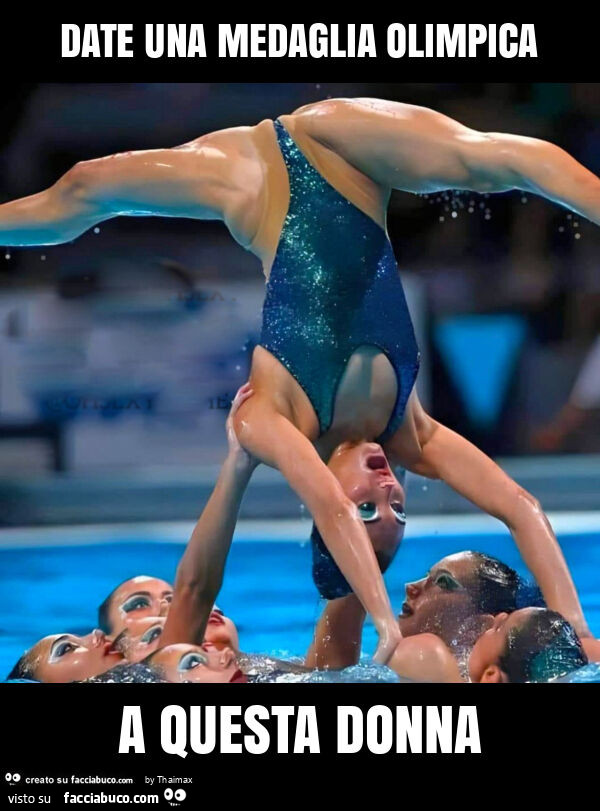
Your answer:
[373,621,403,666]
[226,383,258,472]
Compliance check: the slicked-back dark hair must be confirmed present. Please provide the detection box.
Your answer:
[6,652,34,681]
[499,609,587,682]
[470,552,544,614]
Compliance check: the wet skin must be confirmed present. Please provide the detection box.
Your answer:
[397,552,491,646]
[149,643,246,683]
[327,440,406,570]
[25,629,123,683]
[114,607,240,663]
[105,576,173,636]
[468,608,537,682]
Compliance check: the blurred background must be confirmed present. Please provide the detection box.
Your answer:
[0,82,599,525]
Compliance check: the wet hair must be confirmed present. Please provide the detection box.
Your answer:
[97,576,153,634]
[469,552,544,614]
[310,517,403,600]
[499,609,588,682]
[98,583,121,634]
[6,652,34,681]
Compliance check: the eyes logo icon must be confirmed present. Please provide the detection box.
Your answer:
[164,788,187,806]
[5,773,21,785]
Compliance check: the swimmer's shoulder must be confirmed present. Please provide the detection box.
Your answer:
[388,634,464,683]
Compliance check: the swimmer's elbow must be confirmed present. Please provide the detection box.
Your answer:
[501,484,544,529]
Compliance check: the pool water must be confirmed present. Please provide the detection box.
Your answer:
[1,527,599,679]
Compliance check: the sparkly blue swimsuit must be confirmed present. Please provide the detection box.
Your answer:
[260,119,420,599]
[260,119,420,442]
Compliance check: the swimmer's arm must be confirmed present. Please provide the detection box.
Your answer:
[160,453,255,648]
[303,99,600,225]
[0,143,227,246]
[161,385,257,648]
[387,634,463,683]
[233,397,400,664]
[306,594,366,669]
[391,394,590,638]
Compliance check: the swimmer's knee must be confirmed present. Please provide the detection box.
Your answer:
[57,160,100,204]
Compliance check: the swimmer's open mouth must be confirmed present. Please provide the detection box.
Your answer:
[104,640,123,657]
[365,453,390,472]
[400,602,413,616]
[208,611,225,626]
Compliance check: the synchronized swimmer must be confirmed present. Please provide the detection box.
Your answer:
[2,97,600,671]
[8,386,600,683]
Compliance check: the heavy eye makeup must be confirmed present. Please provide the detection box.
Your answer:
[177,651,209,672]
[120,594,151,614]
[49,636,77,663]
[390,501,407,524]
[140,625,163,646]
[357,502,379,522]
[358,501,407,525]
[433,571,462,591]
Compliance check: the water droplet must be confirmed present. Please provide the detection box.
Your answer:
[93,227,100,234]
[468,207,474,214]
[521,196,528,203]
[575,233,581,240]
[422,484,428,492]
[573,221,579,228]
[451,211,458,218]
[439,216,445,222]
[40,255,46,261]
[558,226,565,233]
[316,84,321,89]
[484,214,491,220]
[4,253,10,260]
[235,365,241,371]
[567,214,572,220]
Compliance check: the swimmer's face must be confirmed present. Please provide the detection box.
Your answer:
[398,553,483,644]
[328,442,406,568]
[469,608,535,683]
[113,606,239,664]
[113,617,166,663]
[150,643,246,684]
[205,606,240,652]
[26,630,123,683]
[105,576,173,636]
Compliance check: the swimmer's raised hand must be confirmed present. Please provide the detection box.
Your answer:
[226,383,259,472]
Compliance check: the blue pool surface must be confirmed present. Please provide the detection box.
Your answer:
[1,528,599,679]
